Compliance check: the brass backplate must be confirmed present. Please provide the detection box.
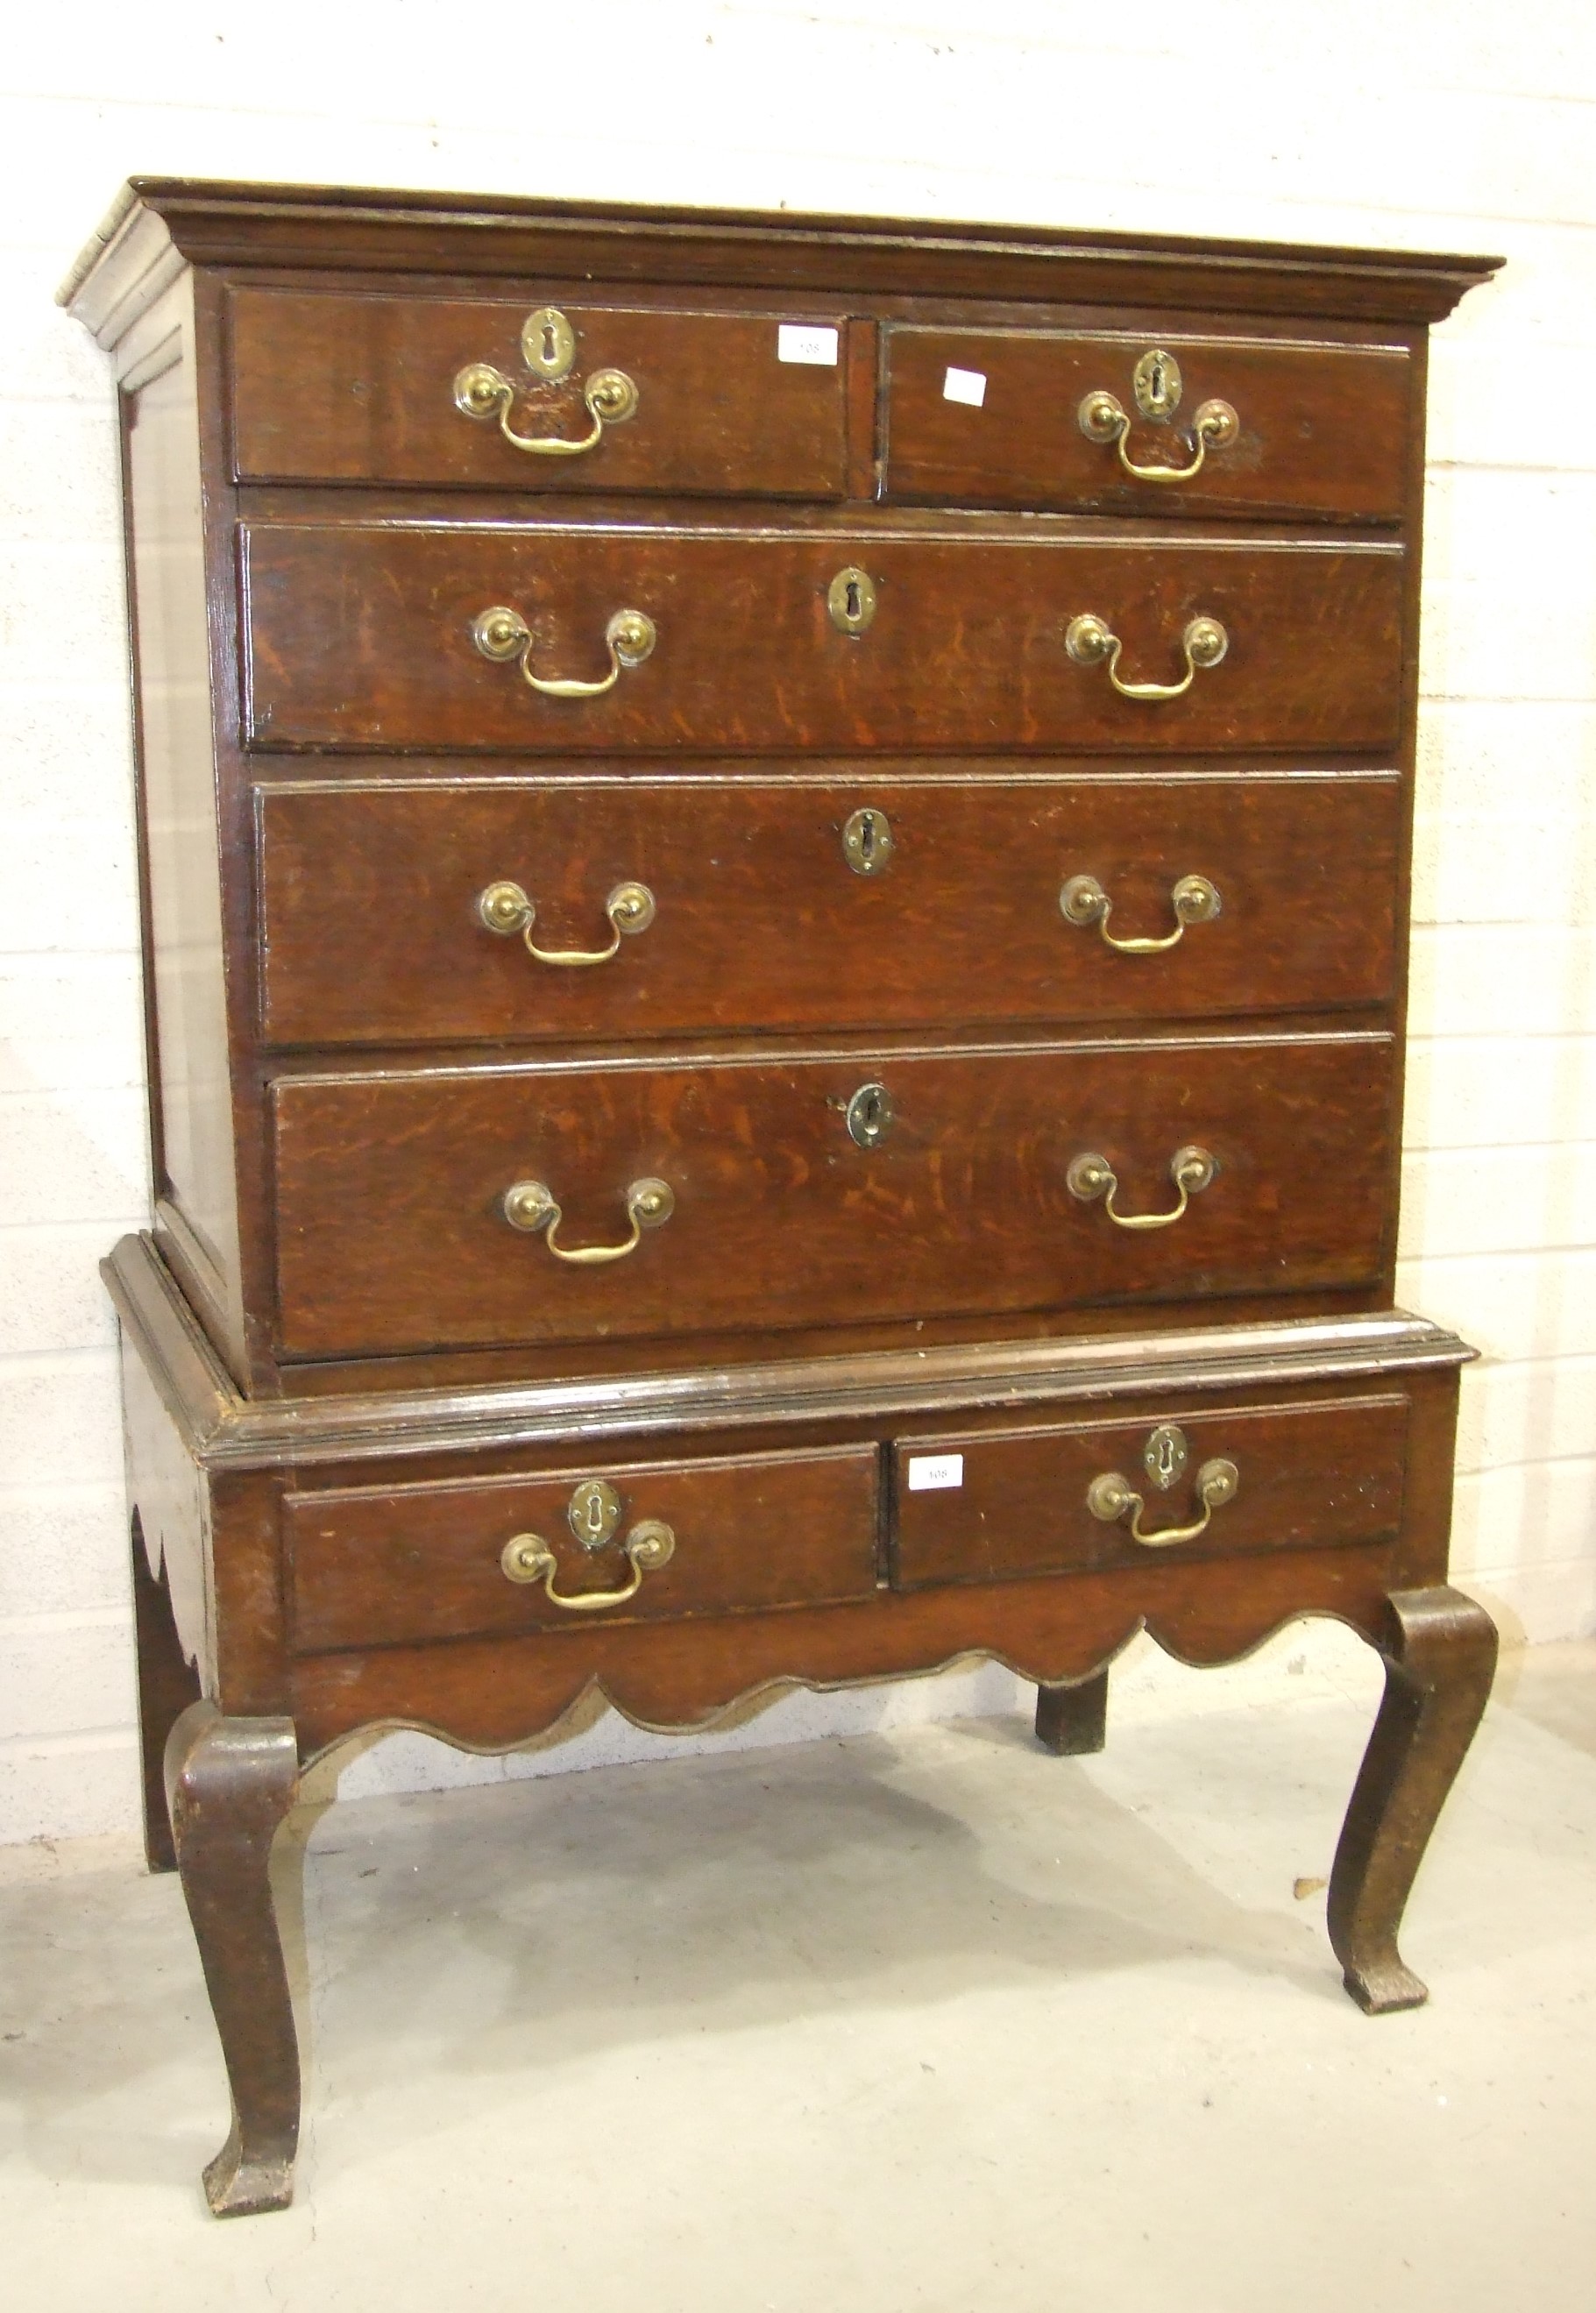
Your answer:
[1143,1424,1189,1492]
[1132,347,1182,420]
[568,1477,623,1551]
[846,1081,894,1148]
[841,805,894,876]
[828,566,878,635]
[521,306,577,381]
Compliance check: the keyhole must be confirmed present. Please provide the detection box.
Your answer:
[846,578,862,622]
[1154,1434,1177,1483]
[543,319,559,366]
[859,811,877,862]
[1148,355,1167,408]
[846,1079,894,1148]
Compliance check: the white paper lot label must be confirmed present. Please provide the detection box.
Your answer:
[777,323,840,365]
[942,365,987,407]
[906,1453,964,1493]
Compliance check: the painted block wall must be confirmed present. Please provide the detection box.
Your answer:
[2,2,1592,1841]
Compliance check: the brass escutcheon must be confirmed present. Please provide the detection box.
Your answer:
[1132,347,1183,420]
[828,566,878,635]
[841,805,894,876]
[846,1081,894,1148]
[1143,1423,1189,1492]
[567,1477,623,1551]
[521,306,578,380]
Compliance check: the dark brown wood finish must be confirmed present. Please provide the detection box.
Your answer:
[287,1442,880,1651]
[256,770,1401,1047]
[271,1031,1396,1359]
[230,290,852,495]
[62,180,1502,337]
[165,1702,300,2216]
[130,1512,202,1871]
[891,1394,1409,1589]
[242,521,1406,756]
[1327,1586,1499,2012]
[69,185,1501,2212]
[1034,1674,1110,1756]
[884,326,1413,521]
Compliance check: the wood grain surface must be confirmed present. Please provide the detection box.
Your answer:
[287,1441,879,1651]
[890,1391,1409,1587]
[884,326,1412,521]
[231,290,853,497]
[255,770,1401,1047]
[241,521,1407,756]
[270,1030,1396,1359]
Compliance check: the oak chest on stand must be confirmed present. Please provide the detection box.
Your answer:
[63,180,1501,2215]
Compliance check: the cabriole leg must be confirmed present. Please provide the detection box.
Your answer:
[1035,1670,1110,1756]
[1329,1586,1498,2015]
[165,1700,301,2216]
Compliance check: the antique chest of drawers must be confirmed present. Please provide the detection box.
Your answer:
[64,180,1501,2216]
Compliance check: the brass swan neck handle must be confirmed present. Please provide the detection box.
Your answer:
[1086,1458,1240,1548]
[479,878,656,967]
[1060,872,1221,953]
[1067,1144,1217,1231]
[500,1520,676,1610]
[1077,387,1239,483]
[473,605,656,700]
[1066,613,1228,703]
[454,306,638,457]
[502,1176,675,1264]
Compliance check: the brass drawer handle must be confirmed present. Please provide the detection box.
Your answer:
[454,306,638,458]
[479,878,656,966]
[1066,614,1228,702]
[1077,345,1238,484]
[502,1174,674,1263]
[1067,1143,1216,1231]
[1060,872,1220,953]
[1086,1458,1239,1548]
[473,604,656,699]
[500,1519,676,1610]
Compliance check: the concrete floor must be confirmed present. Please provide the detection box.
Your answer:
[2,1642,1593,2313]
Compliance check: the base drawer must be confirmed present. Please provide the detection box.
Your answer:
[287,1442,881,1652]
[890,1393,1408,1589]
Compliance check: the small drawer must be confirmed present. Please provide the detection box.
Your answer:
[286,1442,880,1652]
[254,770,1401,1049]
[270,1030,1394,1360]
[884,328,1412,521]
[242,521,1405,756]
[891,1394,1409,1590]
[229,289,850,499]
